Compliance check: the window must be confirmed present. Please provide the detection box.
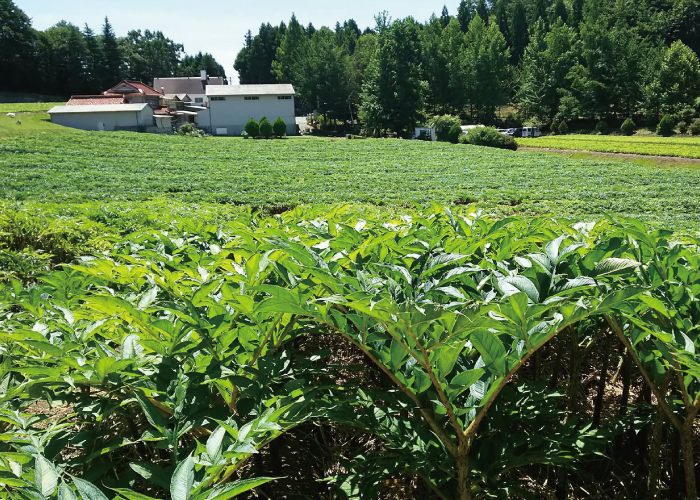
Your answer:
[195,97,203,103]
[210,96,225,101]
[244,96,260,101]
[277,95,292,100]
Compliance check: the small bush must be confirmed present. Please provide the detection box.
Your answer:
[346,134,365,140]
[656,114,675,136]
[241,131,249,139]
[429,114,461,141]
[273,117,287,137]
[620,118,636,135]
[678,121,688,134]
[595,121,608,134]
[550,121,559,134]
[557,121,568,135]
[459,126,517,150]
[259,117,273,138]
[690,120,700,136]
[245,118,259,137]
[417,130,432,141]
[177,123,208,137]
[447,123,462,144]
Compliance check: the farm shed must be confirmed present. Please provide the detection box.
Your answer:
[48,103,154,131]
[204,84,296,136]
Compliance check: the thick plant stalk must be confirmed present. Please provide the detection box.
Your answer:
[565,326,580,417]
[648,409,665,499]
[680,420,697,500]
[619,352,631,417]
[457,440,472,500]
[593,333,612,427]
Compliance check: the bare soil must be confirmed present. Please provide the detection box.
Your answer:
[519,147,700,165]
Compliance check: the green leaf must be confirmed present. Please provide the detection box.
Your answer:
[34,455,58,497]
[132,390,169,431]
[192,478,277,500]
[138,287,158,309]
[389,340,408,371]
[59,482,78,500]
[112,488,158,500]
[498,276,540,303]
[206,426,226,464]
[170,455,195,500]
[72,477,109,500]
[594,258,640,276]
[129,463,171,490]
[470,329,507,377]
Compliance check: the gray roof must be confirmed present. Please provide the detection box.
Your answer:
[154,76,224,95]
[49,103,150,114]
[206,84,295,97]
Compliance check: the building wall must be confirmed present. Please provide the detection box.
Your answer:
[207,95,296,136]
[50,109,154,131]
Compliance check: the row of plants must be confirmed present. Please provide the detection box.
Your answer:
[242,117,287,139]
[2,206,700,499]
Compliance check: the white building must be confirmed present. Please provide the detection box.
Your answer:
[203,84,296,136]
[153,72,225,106]
[48,103,154,131]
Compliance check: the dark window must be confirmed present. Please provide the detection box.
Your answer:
[244,96,260,101]
[277,95,292,100]
[210,96,225,101]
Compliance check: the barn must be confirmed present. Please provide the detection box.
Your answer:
[204,84,296,136]
[48,103,154,132]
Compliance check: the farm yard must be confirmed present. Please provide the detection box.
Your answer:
[519,133,700,159]
[3,115,700,500]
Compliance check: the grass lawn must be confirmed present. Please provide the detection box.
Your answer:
[0,102,65,114]
[518,133,700,158]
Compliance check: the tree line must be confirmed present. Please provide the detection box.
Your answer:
[234,0,700,135]
[0,0,226,98]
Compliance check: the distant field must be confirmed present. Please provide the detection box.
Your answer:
[2,120,700,231]
[0,113,75,137]
[0,102,64,113]
[519,134,700,159]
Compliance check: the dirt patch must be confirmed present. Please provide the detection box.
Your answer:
[518,147,700,165]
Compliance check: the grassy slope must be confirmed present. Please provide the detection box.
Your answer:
[2,117,700,231]
[0,113,76,138]
[519,134,700,158]
[0,103,64,113]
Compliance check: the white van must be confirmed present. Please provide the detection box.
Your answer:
[522,126,542,138]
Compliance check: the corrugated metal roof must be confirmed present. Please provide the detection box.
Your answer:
[206,84,295,96]
[49,103,150,114]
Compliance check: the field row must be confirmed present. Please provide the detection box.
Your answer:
[0,102,64,114]
[2,128,700,231]
[519,134,700,158]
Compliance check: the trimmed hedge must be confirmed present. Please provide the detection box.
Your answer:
[458,126,517,150]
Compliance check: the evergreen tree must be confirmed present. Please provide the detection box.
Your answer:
[657,40,700,116]
[552,0,568,24]
[532,0,548,27]
[440,5,451,28]
[494,0,510,45]
[511,0,529,63]
[273,14,307,82]
[38,22,88,96]
[571,0,584,29]
[82,24,103,94]
[177,52,226,80]
[359,18,423,136]
[121,30,183,83]
[100,17,122,87]
[457,0,475,32]
[476,0,490,25]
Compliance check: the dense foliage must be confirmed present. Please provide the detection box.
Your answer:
[272,117,286,137]
[621,117,636,135]
[259,117,273,139]
[0,0,226,96]
[243,119,259,138]
[657,114,675,136]
[231,0,700,134]
[459,126,518,150]
[3,206,700,499]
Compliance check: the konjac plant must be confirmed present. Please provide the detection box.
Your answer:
[2,206,700,499]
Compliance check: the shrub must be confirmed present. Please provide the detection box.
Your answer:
[177,123,208,137]
[620,118,636,135]
[245,118,259,137]
[459,126,518,150]
[558,121,568,135]
[241,131,249,139]
[690,119,700,136]
[447,123,462,144]
[678,121,688,134]
[273,117,287,137]
[428,114,461,141]
[595,121,608,134]
[259,117,273,138]
[656,114,675,136]
[550,121,559,134]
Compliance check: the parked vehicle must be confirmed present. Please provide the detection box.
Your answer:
[522,126,542,138]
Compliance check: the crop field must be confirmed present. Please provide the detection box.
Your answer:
[519,134,700,158]
[0,102,64,113]
[2,121,700,231]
